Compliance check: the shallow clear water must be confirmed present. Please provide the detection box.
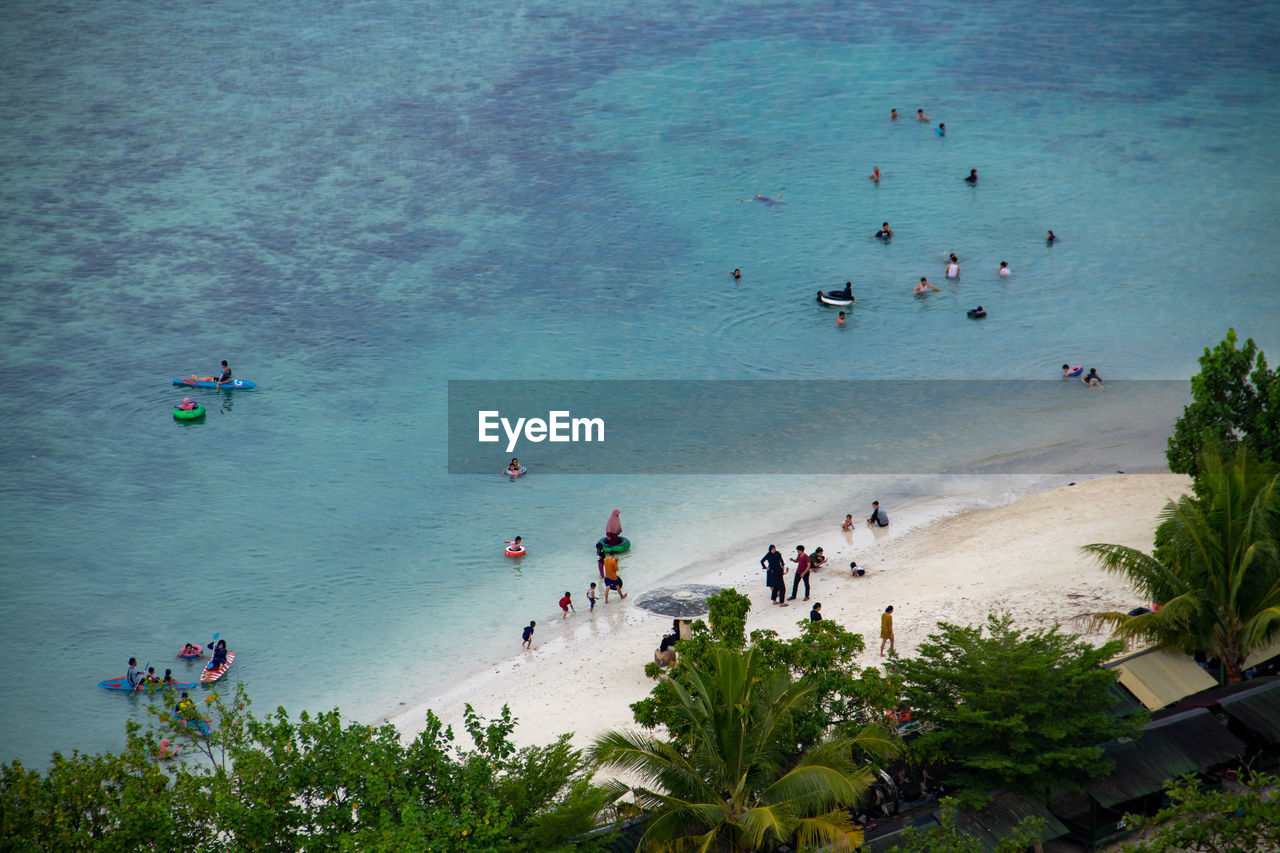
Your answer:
[2,0,1279,766]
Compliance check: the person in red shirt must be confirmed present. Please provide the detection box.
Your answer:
[789,546,811,601]
[559,591,575,619]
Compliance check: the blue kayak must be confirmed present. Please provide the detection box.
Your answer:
[172,377,256,389]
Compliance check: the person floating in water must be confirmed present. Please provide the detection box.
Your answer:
[890,108,898,120]
[1083,368,1103,389]
[916,109,929,121]
[506,458,522,474]
[190,360,231,384]
[1046,230,1057,244]
[837,311,846,326]
[177,397,198,411]
[740,194,782,207]
[936,123,946,137]
[869,166,880,183]
[964,169,977,184]
[999,261,1010,277]
[875,222,893,239]
[914,277,941,296]
[946,260,959,279]
[732,268,741,280]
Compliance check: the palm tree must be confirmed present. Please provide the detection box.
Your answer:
[1084,448,1280,683]
[589,645,891,853]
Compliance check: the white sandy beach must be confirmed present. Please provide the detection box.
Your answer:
[382,473,1192,750]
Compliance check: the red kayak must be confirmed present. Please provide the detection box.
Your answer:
[201,651,235,683]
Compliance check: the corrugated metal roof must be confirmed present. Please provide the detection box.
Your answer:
[1218,679,1280,743]
[1084,708,1244,807]
[1243,635,1280,669]
[953,791,1070,851]
[1106,647,1218,710]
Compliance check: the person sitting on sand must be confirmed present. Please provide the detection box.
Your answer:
[190,360,232,383]
[842,513,854,530]
[867,500,889,527]
[875,222,893,239]
[506,458,522,473]
[999,261,1010,277]
[850,561,866,577]
[914,277,941,296]
[810,547,828,570]
[869,166,880,183]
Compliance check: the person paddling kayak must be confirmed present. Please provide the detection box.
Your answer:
[189,360,231,383]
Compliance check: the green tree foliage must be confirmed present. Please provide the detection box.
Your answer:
[882,799,1044,853]
[1118,773,1280,853]
[632,589,899,746]
[1167,329,1280,477]
[892,612,1137,807]
[592,645,886,853]
[0,684,611,852]
[1085,447,1280,683]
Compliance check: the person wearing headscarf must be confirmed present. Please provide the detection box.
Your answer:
[604,509,623,545]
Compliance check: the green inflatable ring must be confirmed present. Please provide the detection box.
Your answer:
[173,404,206,420]
[597,536,630,554]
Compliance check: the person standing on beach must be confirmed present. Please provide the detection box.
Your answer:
[789,545,811,601]
[760,544,784,589]
[880,606,895,656]
[559,591,574,619]
[603,554,627,602]
[770,557,789,606]
[522,621,535,649]
[810,603,823,622]
[867,500,889,527]
[587,582,598,611]
[596,541,605,578]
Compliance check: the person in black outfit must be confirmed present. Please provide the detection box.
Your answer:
[810,603,823,622]
[760,544,784,589]
[964,169,977,184]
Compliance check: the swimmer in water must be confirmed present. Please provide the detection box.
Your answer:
[875,222,893,239]
[936,123,946,136]
[1062,364,1075,377]
[732,268,741,280]
[1083,368,1103,388]
[916,109,929,121]
[740,194,782,207]
[946,260,959,279]
[1046,230,1057,244]
[869,166,880,183]
[890,108,898,120]
[914,277,941,296]
[837,311,846,326]
[999,261,1010,277]
[965,169,977,184]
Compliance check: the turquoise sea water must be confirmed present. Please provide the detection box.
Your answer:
[2,0,1279,766]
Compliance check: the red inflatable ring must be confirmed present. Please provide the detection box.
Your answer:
[505,545,527,557]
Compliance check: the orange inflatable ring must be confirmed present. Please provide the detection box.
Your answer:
[505,545,527,557]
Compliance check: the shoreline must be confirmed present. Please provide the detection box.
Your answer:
[378,471,1191,749]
